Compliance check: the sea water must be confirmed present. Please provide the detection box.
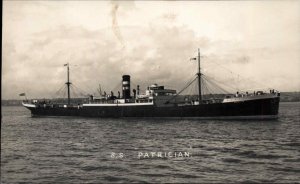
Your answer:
[1,102,300,183]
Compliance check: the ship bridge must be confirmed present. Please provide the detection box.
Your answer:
[144,84,176,97]
[135,84,177,107]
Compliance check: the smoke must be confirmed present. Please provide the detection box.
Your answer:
[111,2,125,48]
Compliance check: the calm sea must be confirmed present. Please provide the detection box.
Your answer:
[1,102,300,183]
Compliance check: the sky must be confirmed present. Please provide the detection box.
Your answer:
[2,0,300,99]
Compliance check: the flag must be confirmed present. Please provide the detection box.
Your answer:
[19,93,26,96]
[190,57,197,61]
[64,63,68,66]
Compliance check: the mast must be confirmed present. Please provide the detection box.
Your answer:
[65,63,71,105]
[197,48,202,103]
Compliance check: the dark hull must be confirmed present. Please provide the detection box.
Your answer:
[24,97,280,119]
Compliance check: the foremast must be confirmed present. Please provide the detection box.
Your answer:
[64,63,71,105]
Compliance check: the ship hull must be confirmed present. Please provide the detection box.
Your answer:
[23,96,280,119]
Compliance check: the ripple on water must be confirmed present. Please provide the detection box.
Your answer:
[1,103,300,183]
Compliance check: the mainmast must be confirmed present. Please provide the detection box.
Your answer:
[197,48,202,103]
[65,63,71,105]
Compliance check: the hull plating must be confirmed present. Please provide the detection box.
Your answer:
[24,97,280,119]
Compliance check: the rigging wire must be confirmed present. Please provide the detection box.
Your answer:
[57,85,67,98]
[70,85,82,98]
[201,77,211,96]
[203,75,239,93]
[202,75,231,94]
[62,85,67,99]
[206,59,274,90]
[165,76,198,104]
[51,83,67,99]
[71,83,90,97]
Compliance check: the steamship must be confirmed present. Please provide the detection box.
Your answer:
[22,49,280,119]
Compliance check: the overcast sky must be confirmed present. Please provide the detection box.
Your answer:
[2,0,300,99]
